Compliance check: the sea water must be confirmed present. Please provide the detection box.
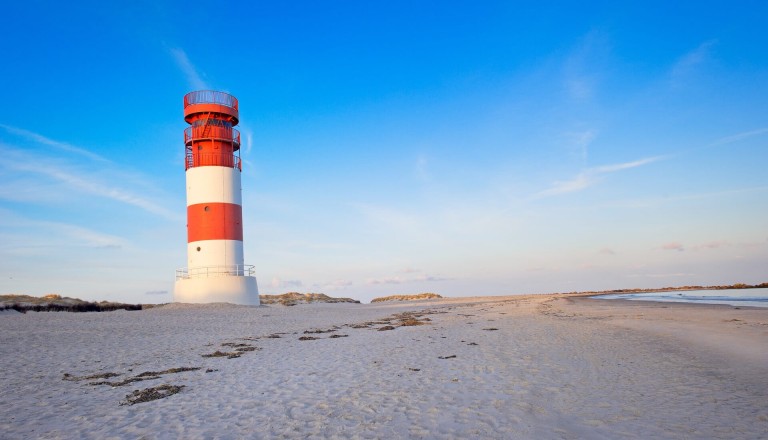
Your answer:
[594,288,768,308]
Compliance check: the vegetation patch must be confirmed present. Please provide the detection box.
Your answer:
[371,293,443,303]
[259,292,360,305]
[2,301,142,313]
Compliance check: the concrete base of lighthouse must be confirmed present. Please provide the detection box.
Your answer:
[174,276,260,305]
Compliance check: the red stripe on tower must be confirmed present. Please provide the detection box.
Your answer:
[187,203,243,242]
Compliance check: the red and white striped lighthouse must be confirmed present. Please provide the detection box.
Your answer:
[173,90,259,305]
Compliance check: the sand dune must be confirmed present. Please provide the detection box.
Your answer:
[1,295,766,439]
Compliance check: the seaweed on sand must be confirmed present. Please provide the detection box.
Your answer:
[121,384,184,406]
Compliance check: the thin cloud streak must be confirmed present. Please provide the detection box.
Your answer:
[708,127,768,147]
[35,163,179,220]
[562,30,610,101]
[309,279,354,292]
[366,274,453,285]
[270,277,303,289]
[169,47,208,90]
[0,124,108,162]
[670,39,717,84]
[566,129,597,164]
[1,146,180,220]
[660,242,685,252]
[600,185,768,209]
[0,210,127,249]
[45,221,126,249]
[533,156,662,199]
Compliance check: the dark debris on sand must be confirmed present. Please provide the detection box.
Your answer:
[202,350,242,359]
[87,367,203,387]
[121,384,185,406]
[63,372,121,382]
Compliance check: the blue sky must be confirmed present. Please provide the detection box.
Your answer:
[1,1,767,303]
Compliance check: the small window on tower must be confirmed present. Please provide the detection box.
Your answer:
[196,246,201,252]
[204,206,210,212]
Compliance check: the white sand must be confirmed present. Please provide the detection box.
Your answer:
[1,295,766,439]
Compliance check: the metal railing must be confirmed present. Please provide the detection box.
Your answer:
[184,90,238,111]
[185,151,241,170]
[184,126,240,146]
[176,264,255,280]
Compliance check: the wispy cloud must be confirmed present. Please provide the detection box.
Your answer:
[240,125,254,156]
[628,272,693,278]
[0,124,108,162]
[52,222,126,249]
[270,277,303,289]
[169,47,208,90]
[533,156,662,198]
[366,274,452,285]
[310,279,354,291]
[659,242,685,252]
[566,129,597,163]
[415,154,431,182]
[562,30,610,101]
[693,241,729,250]
[708,127,768,147]
[670,39,717,84]
[0,145,179,220]
[600,185,768,209]
[0,210,127,250]
[38,163,177,219]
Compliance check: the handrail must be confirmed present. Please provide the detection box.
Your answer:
[176,264,255,280]
[185,151,241,170]
[184,90,238,111]
[184,126,240,146]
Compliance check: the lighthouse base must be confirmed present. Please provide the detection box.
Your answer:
[174,276,260,306]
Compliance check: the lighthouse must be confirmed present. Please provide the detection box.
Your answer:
[173,90,260,305]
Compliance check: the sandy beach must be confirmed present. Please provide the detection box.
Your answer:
[1,295,766,439]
